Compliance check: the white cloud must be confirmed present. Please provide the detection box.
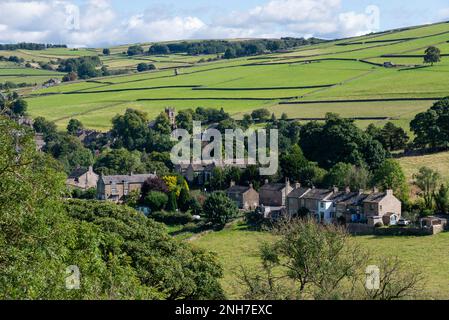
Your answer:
[438,8,449,20]
[0,0,381,47]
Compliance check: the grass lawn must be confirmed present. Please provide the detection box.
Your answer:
[193,222,449,299]
[398,151,449,183]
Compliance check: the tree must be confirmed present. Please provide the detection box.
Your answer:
[153,112,172,135]
[145,191,168,211]
[33,116,57,139]
[175,109,194,131]
[103,48,110,55]
[94,148,145,175]
[141,176,169,200]
[11,99,27,116]
[280,145,308,182]
[410,97,449,149]
[209,167,226,191]
[3,116,225,300]
[434,184,449,214]
[251,108,271,122]
[178,188,191,212]
[373,159,409,202]
[66,200,225,299]
[424,46,441,66]
[137,63,149,72]
[203,192,239,229]
[367,122,409,151]
[166,191,178,212]
[241,114,253,130]
[111,109,150,151]
[325,162,354,188]
[67,119,84,135]
[414,167,441,209]
[62,72,78,82]
[127,45,144,56]
[149,44,170,55]
[45,132,94,174]
[240,218,423,300]
[299,113,387,170]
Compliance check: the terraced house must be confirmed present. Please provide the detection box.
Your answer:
[287,186,401,226]
[97,173,157,203]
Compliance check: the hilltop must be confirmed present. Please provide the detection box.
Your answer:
[1,21,449,131]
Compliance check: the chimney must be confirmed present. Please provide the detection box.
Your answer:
[230,180,236,187]
[88,165,93,173]
[345,186,351,194]
[249,183,254,189]
[295,183,301,189]
[373,187,379,193]
[265,179,269,185]
[386,189,393,196]
[359,189,364,195]
[333,186,339,193]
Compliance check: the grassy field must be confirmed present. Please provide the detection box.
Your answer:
[0,20,446,130]
[398,151,449,183]
[0,61,65,86]
[193,222,449,299]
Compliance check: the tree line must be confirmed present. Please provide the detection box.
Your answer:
[0,43,67,51]
[127,38,326,58]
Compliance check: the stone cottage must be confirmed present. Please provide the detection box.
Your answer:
[97,173,157,203]
[226,182,259,211]
[66,166,99,190]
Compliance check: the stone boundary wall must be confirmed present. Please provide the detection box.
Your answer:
[347,224,444,236]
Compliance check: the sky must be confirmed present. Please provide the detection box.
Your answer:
[0,0,449,47]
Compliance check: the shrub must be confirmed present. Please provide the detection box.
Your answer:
[145,191,168,211]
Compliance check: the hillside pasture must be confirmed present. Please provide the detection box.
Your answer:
[193,222,449,299]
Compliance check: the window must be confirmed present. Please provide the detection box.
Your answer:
[320,202,325,208]
[111,182,117,194]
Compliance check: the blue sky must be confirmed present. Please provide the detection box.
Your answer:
[1,0,449,47]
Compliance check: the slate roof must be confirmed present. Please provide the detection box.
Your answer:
[101,174,156,185]
[301,188,333,200]
[260,183,287,192]
[364,192,387,203]
[227,185,253,194]
[68,168,89,179]
[288,187,311,198]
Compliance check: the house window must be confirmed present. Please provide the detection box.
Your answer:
[111,182,117,194]
[370,204,374,210]
[320,202,325,208]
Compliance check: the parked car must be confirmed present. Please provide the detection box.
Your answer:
[397,218,410,226]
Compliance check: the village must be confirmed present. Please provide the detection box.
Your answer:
[58,108,447,234]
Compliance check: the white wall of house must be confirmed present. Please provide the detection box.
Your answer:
[318,201,334,224]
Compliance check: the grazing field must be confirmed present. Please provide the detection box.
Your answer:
[4,20,448,130]
[398,151,449,182]
[0,62,65,86]
[193,222,449,299]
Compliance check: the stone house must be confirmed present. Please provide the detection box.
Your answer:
[259,180,294,207]
[287,186,402,226]
[66,166,99,190]
[363,189,402,225]
[97,173,156,203]
[175,160,247,186]
[226,182,259,211]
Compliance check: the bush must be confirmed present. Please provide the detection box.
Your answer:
[150,211,194,225]
[204,192,239,228]
[145,191,168,211]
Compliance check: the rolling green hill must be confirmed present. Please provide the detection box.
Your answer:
[4,21,449,130]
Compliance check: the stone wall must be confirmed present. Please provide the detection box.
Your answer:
[347,224,445,236]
